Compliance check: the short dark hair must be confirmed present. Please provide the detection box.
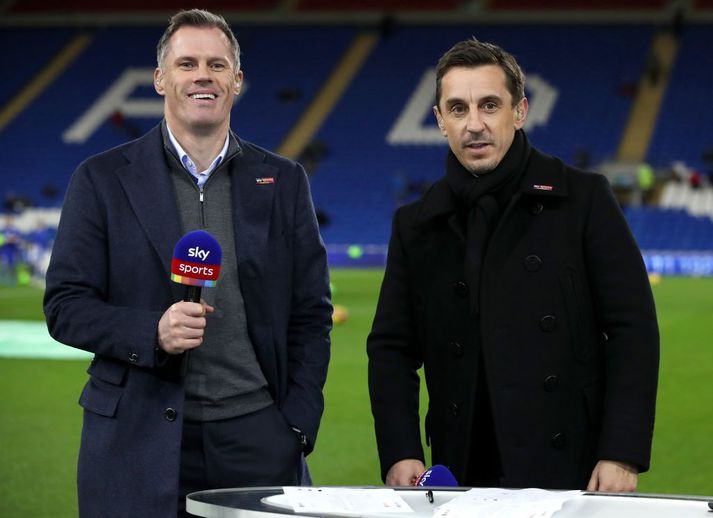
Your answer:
[435,37,525,108]
[156,9,240,71]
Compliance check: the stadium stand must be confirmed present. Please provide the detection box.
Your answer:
[646,25,713,174]
[625,205,713,251]
[307,23,654,244]
[0,25,356,206]
[0,28,77,105]
[1,3,712,278]
[659,183,713,219]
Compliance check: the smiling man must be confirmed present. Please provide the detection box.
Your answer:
[44,9,331,518]
[368,38,659,492]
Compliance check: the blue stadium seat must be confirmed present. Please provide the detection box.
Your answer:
[4,22,712,250]
[624,206,713,251]
[647,26,713,173]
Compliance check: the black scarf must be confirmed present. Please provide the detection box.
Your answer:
[444,129,531,315]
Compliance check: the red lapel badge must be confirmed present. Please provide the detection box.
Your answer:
[255,177,275,185]
[533,184,553,191]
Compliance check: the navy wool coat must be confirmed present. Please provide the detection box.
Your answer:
[44,125,332,517]
[368,147,659,489]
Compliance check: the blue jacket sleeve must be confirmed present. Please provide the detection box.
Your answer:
[43,163,164,368]
[280,164,332,453]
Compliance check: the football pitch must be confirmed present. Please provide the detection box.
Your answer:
[0,269,711,516]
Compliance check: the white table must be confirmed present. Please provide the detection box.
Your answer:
[186,486,713,517]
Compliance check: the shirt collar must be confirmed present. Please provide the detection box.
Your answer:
[165,125,230,187]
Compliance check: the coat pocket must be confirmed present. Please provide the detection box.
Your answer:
[558,265,593,362]
[79,378,122,417]
[581,380,603,428]
[79,357,127,417]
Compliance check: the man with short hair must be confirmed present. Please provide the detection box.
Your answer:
[44,9,331,517]
[368,38,659,492]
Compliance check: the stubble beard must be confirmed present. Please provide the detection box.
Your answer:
[464,158,498,176]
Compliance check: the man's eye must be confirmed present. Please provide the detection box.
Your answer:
[450,105,466,115]
[211,63,226,70]
[482,102,498,112]
[179,62,194,69]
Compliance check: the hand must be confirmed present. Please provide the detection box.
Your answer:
[385,459,426,486]
[587,460,638,492]
[157,300,214,355]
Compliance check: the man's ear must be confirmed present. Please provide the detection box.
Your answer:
[154,68,164,96]
[234,70,244,95]
[433,106,446,136]
[514,97,529,129]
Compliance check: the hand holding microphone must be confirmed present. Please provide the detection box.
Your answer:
[157,300,214,355]
[386,459,427,486]
[386,459,459,487]
[157,231,222,359]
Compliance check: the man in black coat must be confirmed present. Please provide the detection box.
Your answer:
[367,38,659,492]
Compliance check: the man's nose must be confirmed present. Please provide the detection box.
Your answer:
[194,63,213,81]
[466,108,484,133]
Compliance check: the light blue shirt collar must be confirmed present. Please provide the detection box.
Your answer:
[166,125,230,188]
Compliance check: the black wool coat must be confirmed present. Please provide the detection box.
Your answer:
[367,146,659,489]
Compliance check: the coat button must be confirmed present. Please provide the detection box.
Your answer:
[451,403,460,418]
[453,281,469,297]
[164,408,177,422]
[450,341,464,358]
[523,254,542,272]
[530,202,544,215]
[543,375,559,392]
[539,315,557,332]
[552,432,567,449]
[128,352,138,363]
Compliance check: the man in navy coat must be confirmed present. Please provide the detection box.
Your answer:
[44,9,331,517]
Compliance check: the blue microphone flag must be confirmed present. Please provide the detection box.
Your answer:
[415,465,459,487]
[171,230,222,287]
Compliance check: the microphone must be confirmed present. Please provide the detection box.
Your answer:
[170,230,222,375]
[414,465,458,487]
[171,230,222,302]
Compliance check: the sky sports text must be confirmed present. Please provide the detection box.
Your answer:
[175,263,216,277]
[187,246,211,261]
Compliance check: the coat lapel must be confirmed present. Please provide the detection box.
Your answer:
[415,178,458,225]
[414,178,468,243]
[485,148,570,273]
[115,127,183,297]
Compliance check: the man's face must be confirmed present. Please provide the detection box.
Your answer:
[434,65,527,174]
[154,26,242,136]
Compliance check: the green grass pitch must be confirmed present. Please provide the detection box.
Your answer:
[0,270,711,516]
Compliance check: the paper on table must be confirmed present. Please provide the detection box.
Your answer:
[433,488,582,518]
[282,487,415,515]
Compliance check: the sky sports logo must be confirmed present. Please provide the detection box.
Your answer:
[171,259,218,279]
[187,246,211,261]
[171,231,222,287]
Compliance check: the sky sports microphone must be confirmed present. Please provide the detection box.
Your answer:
[170,230,222,375]
[414,465,459,487]
[171,230,222,302]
